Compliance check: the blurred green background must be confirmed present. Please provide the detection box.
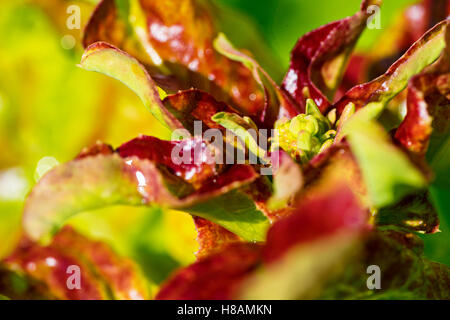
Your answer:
[0,0,447,289]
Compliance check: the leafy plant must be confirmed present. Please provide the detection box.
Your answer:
[0,0,449,299]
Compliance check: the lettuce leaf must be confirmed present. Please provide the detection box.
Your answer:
[23,137,270,243]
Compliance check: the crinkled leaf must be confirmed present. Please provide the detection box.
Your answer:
[395,21,450,188]
[282,0,382,113]
[84,0,266,119]
[396,73,450,188]
[335,20,447,119]
[394,74,436,154]
[339,0,449,92]
[83,0,165,69]
[79,42,182,130]
[1,227,148,300]
[24,154,181,243]
[138,0,266,115]
[395,22,449,156]
[24,137,269,243]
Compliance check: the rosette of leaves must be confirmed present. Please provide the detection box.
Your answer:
[1,0,449,300]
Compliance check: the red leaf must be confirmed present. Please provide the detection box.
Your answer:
[162,89,237,131]
[118,135,217,185]
[282,0,381,113]
[334,20,448,115]
[193,217,241,259]
[395,23,450,156]
[3,227,147,300]
[263,182,369,263]
[156,243,262,300]
[84,0,266,120]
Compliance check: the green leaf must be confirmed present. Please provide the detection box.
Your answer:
[79,42,181,130]
[267,151,303,210]
[336,20,447,119]
[211,111,268,163]
[344,115,427,207]
[23,154,269,243]
[185,190,269,242]
[23,154,161,243]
